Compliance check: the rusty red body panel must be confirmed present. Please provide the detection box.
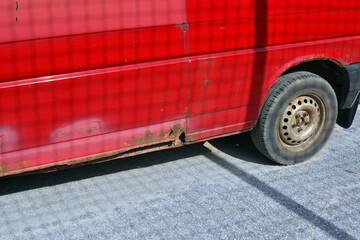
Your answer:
[1,0,360,176]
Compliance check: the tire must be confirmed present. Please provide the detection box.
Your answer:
[250,71,338,165]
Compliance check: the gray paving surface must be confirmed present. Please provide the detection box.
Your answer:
[0,112,359,240]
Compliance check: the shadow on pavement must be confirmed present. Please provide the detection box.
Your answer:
[0,132,272,196]
[206,152,356,240]
[208,132,276,166]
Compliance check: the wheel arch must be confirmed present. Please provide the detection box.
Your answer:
[255,55,348,129]
[279,57,345,105]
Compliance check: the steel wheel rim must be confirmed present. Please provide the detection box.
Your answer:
[279,94,325,151]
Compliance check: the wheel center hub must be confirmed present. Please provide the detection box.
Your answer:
[297,118,303,125]
[280,96,322,145]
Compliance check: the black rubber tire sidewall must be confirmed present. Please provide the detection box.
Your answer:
[255,72,337,165]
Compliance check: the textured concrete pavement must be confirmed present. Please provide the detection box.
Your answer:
[0,112,359,240]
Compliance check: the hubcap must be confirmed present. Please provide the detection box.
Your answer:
[280,95,323,146]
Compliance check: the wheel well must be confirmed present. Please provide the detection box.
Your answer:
[281,60,344,104]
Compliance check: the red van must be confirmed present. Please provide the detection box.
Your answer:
[1,0,360,176]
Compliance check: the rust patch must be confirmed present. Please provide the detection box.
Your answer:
[133,129,165,146]
[1,121,187,177]
[132,122,185,148]
[1,140,181,178]
[0,162,10,173]
[0,160,34,175]
[124,140,131,147]
[185,135,196,143]
[302,55,343,66]
[279,55,345,77]
[339,55,353,65]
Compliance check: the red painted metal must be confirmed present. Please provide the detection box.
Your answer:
[0,0,186,42]
[0,26,187,81]
[186,0,360,23]
[1,0,360,176]
[0,59,188,153]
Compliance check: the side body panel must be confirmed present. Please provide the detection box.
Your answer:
[1,0,360,175]
[0,0,188,175]
[185,0,360,139]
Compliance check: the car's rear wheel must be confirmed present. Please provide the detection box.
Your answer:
[250,71,338,165]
